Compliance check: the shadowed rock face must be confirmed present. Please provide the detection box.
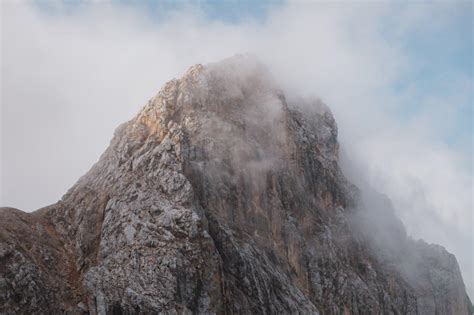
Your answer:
[1,55,472,315]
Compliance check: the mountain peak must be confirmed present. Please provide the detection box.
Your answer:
[1,56,471,314]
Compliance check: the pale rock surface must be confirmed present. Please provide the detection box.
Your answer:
[0,55,472,314]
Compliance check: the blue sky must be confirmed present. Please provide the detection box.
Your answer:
[389,2,472,149]
[36,0,284,22]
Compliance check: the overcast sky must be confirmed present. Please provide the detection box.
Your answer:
[1,0,472,298]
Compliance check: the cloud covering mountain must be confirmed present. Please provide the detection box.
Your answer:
[1,1,472,299]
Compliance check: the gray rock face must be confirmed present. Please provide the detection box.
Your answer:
[1,55,472,314]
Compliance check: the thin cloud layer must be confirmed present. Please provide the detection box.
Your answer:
[1,1,472,298]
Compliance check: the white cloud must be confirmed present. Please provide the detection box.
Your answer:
[1,1,472,298]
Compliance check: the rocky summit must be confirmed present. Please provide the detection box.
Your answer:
[0,55,472,315]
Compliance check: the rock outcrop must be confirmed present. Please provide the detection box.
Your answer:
[1,55,472,314]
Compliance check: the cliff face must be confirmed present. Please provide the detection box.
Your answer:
[0,55,472,315]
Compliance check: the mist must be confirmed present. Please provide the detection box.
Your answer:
[1,1,472,299]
